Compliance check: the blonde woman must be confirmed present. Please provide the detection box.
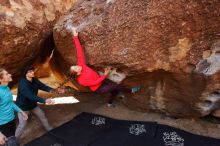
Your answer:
[0,68,28,146]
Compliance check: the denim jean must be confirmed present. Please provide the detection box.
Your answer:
[5,136,19,146]
[95,82,131,104]
[15,106,52,138]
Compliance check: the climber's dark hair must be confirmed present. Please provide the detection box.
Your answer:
[21,66,35,78]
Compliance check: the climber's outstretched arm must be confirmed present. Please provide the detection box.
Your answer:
[72,28,86,65]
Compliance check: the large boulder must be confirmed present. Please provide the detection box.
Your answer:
[53,0,220,75]
[0,0,76,79]
[53,0,220,117]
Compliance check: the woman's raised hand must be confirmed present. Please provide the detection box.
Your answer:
[72,27,78,36]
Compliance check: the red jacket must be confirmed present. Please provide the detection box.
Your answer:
[73,36,106,91]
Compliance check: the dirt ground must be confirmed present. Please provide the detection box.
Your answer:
[18,91,220,146]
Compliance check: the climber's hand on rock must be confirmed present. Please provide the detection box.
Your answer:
[72,27,78,36]
[104,67,112,75]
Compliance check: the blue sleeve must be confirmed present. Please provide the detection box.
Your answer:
[19,80,45,103]
[35,79,53,92]
[12,102,22,112]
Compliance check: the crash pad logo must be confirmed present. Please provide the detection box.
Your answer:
[50,143,61,146]
[129,124,146,135]
[91,117,106,126]
[163,132,184,146]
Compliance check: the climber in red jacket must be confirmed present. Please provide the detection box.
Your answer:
[70,27,141,107]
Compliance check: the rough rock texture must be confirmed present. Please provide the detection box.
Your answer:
[53,0,220,117]
[121,70,220,117]
[212,109,220,118]
[0,0,76,79]
[54,0,220,75]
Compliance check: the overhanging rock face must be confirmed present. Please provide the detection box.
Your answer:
[54,0,220,75]
[53,0,220,117]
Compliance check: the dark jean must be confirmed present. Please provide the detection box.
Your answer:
[0,120,19,146]
[0,120,16,138]
[5,136,19,146]
[95,82,131,104]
